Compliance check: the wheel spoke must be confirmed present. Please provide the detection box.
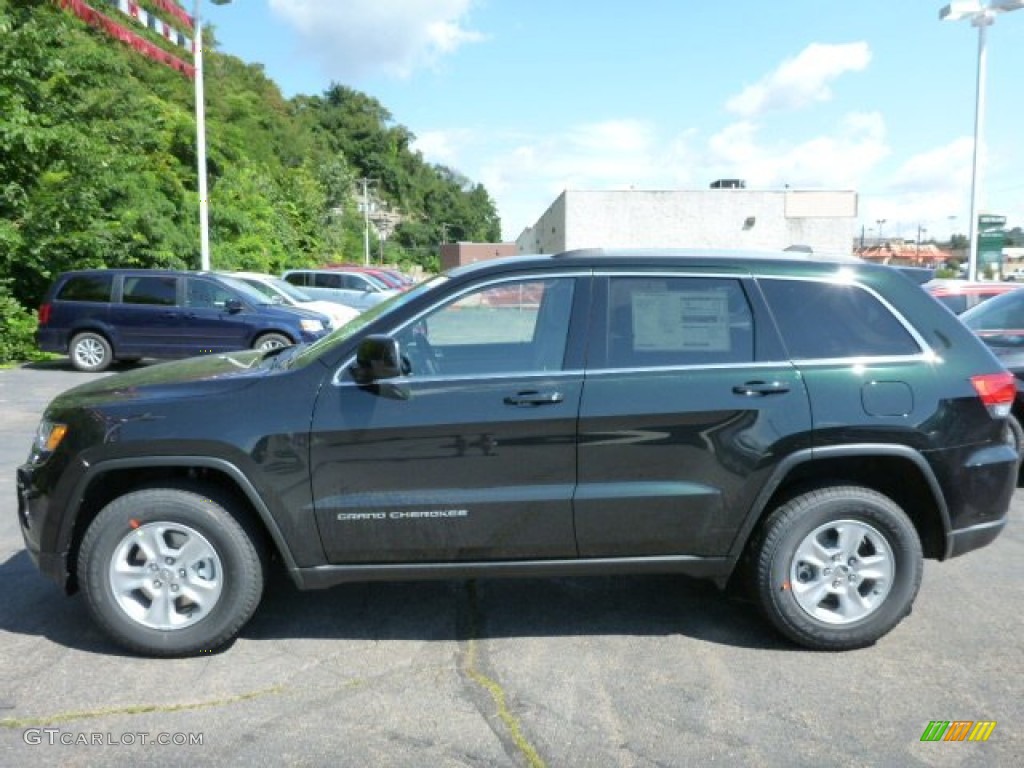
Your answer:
[836,524,863,561]
[144,588,177,627]
[855,553,893,582]
[792,578,831,608]
[792,536,830,569]
[175,534,215,567]
[110,566,151,595]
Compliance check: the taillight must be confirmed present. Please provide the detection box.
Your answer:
[38,303,51,326]
[970,372,1016,418]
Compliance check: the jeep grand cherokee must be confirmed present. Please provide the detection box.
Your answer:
[16,250,1017,656]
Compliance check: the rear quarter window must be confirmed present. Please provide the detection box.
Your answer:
[55,275,113,302]
[760,279,920,359]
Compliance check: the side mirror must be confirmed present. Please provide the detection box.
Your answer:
[224,298,243,313]
[353,335,405,383]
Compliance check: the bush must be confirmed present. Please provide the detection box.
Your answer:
[0,284,47,365]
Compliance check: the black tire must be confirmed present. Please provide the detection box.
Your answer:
[253,332,291,352]
[754,486,922,651]
[69,331,113,373]
[77,488,264,657]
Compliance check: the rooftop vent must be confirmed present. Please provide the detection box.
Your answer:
[710,179,746,189]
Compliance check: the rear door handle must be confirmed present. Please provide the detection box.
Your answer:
[504,391,564,407]
[732,381,790,397]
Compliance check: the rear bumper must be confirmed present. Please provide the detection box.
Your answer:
[35,328,67,354]
[937,440,1016,559]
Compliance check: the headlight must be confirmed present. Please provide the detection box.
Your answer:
[300,319,325,333]
[31,420,68,462]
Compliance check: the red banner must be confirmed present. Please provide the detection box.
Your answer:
[150,0,193,31]
[57,0,195,78]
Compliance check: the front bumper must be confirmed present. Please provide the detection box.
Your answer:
[16,463,72,591]
[947,516,1009,558]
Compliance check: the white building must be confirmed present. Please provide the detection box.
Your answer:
[515,188,858,256]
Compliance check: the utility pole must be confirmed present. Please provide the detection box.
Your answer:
[358,178,378,266]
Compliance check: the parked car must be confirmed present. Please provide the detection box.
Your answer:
[960,288,1024,458]
[18,249,1016,656]
[328,264,414,290]
[282,268,399,310]
[36,269,331,372]
[1003,266,1024,281]
[923,278,1022,315]
[219,271,360,330]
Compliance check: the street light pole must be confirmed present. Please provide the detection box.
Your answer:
[358,178,378,266]
[193,0,232,271]
[940,1,1023,281]
[194,0,210,271]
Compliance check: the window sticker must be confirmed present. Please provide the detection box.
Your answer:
[632,289,731,352]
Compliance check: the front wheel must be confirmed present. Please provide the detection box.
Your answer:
[754,486,922,651]
[77,488,264,656]
[253,333,291,353]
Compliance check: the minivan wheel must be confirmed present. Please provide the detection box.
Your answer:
[754,486,922,651]
[253,333,291,352]
[77,488,264,657]
[70,332,113,373]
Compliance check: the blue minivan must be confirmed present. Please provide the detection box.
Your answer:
[36,269,331,371]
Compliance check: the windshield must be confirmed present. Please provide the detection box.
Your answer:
[265,277,314,302]
[216,275,282,305]
[286,275,449,369]
[961,289,1024,335]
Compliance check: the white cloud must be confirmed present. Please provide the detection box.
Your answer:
[267,0,484,80]
[861,138,975,238]
[726,42,871,117]
[705,112,889,189]
[411,130,465,166]
[464,119,684,239]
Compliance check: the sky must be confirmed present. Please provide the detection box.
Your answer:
[200,0,1024,243]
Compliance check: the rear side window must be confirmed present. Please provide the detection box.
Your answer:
[122,276,178,306]
[761,279,920,359]
[605,277,754,368]
[283,273,308,287]
[313,273,343,289]
[55,275,113,302]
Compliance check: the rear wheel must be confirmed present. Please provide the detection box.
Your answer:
[77,488,264,656]
[70,332,112,373]
[253,333,291,353]
[754,485,922,651]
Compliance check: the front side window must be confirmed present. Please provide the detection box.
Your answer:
[394,277,575,376]
[122,276,178,306]
[761,279,919,359]
[186,279,237,309]
[605,277,754,368]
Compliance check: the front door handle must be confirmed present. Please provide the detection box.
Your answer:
[504,391,564,407]
[732,381,790,397]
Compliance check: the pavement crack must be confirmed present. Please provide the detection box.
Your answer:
[0,685,285,728]
[459,580,546,768]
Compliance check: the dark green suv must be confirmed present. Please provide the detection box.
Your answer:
[16,250,1017,656]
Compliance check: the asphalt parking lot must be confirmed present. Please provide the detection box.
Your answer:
[0,361,1021,767]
